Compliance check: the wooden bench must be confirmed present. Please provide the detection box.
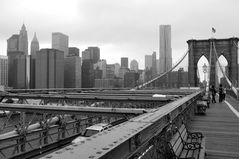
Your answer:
[202,95,210,108]
[168,124,206,159]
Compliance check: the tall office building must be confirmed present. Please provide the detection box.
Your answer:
[30,32,39,56]
[145,55,152,70]
[82,59,95,88]
[52,32,69,57]
[0,56,8,87]
[35,49,64,88]
[7,51,27,89]
[159,25,172,74]
[130,59,139,72]
[19,24,28,55]
[64,56,81,88]
[7,34,19,52]
[121,57,128,68]
[114,63,121,77]
[82,47,100,63]
[30,33,39,88]
[152,51,157,77]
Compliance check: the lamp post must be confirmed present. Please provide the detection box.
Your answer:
[202,63,208,81]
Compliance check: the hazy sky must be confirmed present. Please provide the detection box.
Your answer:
[0,0,239,69]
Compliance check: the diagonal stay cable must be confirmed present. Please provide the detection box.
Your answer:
[212,41,238,98]
[133,44,193,90]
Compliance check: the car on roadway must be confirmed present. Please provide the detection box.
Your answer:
[72,123,111,144]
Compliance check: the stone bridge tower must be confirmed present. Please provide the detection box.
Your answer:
[187,38,239,87]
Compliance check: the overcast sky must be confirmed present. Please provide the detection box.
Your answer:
[0,0,239,69]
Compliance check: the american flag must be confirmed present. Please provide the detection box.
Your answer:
[212,27,216,33]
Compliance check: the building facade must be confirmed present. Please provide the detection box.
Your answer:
[7,51,27,89]
[30,33,39,89]
[124,71,139,88]
[130,59,139,72]
[64,56,81,88]
[145,55,152,70]
[18,24,28,55]
[152,51,157,77]
[121,57,128,68]
[30,32,39,56]
[0,56,8,87]
[68,47,80,57]
[82,59,95,88]
[35,49,64,88]
[94,60,107,79]
[159,25,172,74]
[52,32,69,57]
[82,47,100,63]
[7,34,19,52]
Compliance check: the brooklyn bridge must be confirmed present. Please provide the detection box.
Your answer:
[0,37,239,159]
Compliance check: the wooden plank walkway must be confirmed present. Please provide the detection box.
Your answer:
[189,95,239,159]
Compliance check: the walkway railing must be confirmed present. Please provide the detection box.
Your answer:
[42,90,204,159]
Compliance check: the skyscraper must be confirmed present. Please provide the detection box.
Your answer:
[152,51,157,77]
[82,47,100,63]
[121,57,128,68]
[145,55,152,70]
[7,51,27,89]
[52,32,69,57]
[30,33,39,89]
[35,49,64,88]
[130,59,139,72]
[0,56,8,87]
[159,25,172,74]
[19,24,28,55]
[64,56,81,88]
[7,34,19,52]
[82,59,94,88]
[30,32,39,56]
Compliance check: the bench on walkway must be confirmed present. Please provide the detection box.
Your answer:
[195,101,207,115]
[168,124,206,159]
[202,95,210,108]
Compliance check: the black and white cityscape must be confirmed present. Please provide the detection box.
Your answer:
[1,1,239,159]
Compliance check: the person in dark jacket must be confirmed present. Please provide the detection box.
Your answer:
[210,85,217,103]
[219,84,223,103]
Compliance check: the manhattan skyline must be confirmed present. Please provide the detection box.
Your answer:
[1,0,239,68]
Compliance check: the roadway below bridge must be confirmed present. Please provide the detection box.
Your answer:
[189,95,239,159]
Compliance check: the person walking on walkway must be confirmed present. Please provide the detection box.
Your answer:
[210,85,217,103]
[219,84,223,103]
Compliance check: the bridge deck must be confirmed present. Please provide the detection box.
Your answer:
[189,96,239,159]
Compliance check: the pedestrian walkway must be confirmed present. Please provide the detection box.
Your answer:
[189,96,239,159]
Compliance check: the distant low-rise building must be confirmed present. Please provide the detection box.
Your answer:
[95,78,123,88]
[106,64,115,79]
[124,71,139,88]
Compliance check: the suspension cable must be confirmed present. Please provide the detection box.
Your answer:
[212,41,239,98]
[133,44,192,90]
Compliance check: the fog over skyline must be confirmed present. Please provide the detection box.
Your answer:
[1,0,239,68]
